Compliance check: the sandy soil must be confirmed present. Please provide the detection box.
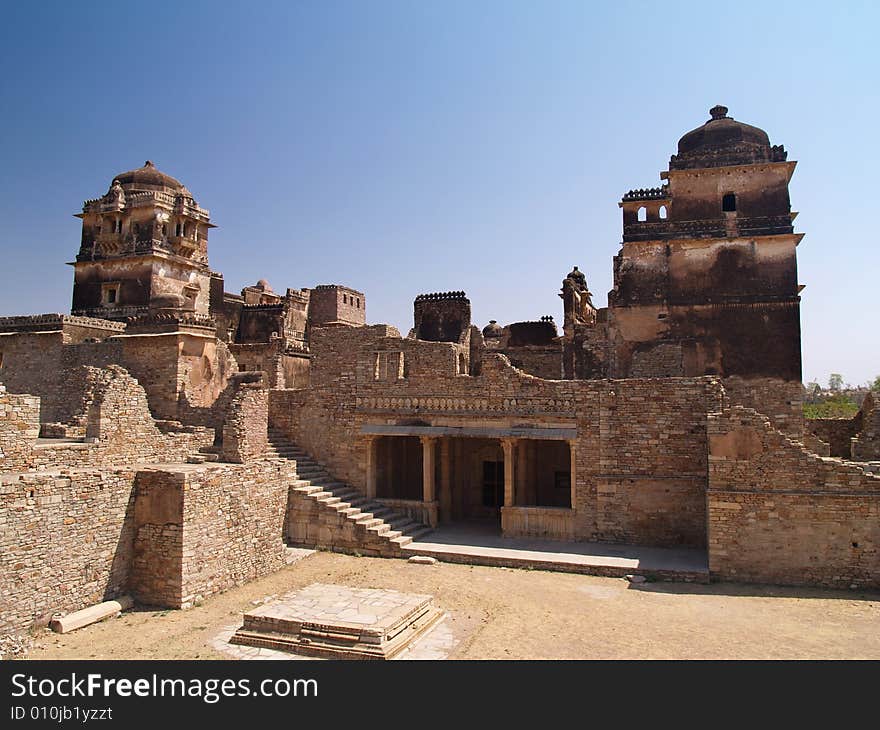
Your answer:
[25,551,880,660]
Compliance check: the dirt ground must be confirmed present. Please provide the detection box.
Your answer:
[26,551,880,660]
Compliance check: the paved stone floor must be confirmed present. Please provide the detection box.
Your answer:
[213,618,455,661]
[243,583,435,631]
[403,522,708,578]
[215,578,455,660]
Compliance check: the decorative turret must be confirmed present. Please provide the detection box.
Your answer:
[71,161,216,321]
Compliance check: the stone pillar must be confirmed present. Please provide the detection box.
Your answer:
[516,438,528,507]
[527,439,538,505]
[501,438,516,507]
[440,437,452,522]
[568,440,577,511]
[365,436,378,499]
[420,436,436,503]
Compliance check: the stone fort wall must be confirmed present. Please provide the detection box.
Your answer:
[708,406,880,588]
[270,324,723,548]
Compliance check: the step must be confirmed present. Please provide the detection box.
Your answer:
[297,469,328,479]
[354,517,382,528]
[390,535,414,547]
[404,526,434,541]
[331,487,362,501]
[316,496,342,506]
[292,479,322,488]
[388,518,417,532]
[366,523,391,536]
[292,485,324,495]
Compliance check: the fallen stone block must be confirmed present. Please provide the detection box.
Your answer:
[408,555,438,565]
[49,596,134,634]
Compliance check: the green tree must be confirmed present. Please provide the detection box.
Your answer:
[872,375,880,393]
[828,373,844,392]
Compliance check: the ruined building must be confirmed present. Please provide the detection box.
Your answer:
[1,107,878,634]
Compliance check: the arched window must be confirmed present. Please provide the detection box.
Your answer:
[722,193,736,212]
[659,205,668,220]
[637,206,647,222]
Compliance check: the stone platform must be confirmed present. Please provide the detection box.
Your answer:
[230,583,444,660]
[401,524,710,582]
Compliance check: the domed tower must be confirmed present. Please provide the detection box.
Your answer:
[71,161,216,320]
[609,105,804,433]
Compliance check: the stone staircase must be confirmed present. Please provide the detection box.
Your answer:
[268,428,434,553]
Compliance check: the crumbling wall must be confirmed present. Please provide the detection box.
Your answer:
[1,366,211,472]
[220,379,268,463]
[852,393,880,461]
[563,320,608,379]
[0,467,138,632]
[0,385,40,468]
[130,461,294,608]
[270,323,721,549]
[501,346,563,379]
[805,415,862,458]
[707,406,880,588]
[721,375,803,438]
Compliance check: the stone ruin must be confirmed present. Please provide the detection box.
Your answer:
[1,107,878,638]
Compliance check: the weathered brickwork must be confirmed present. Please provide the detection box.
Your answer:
[287,487,403,557]
[708,406,880,588]
[0,467,139,632]
[0,386,40,465]
[806,416,861,458]
[220,380,268,463]
[1,457,298,631]
[852,393,880,461]
[721,375,804,438]
[0,368,212,472]
[131,461,295,608]
[269,324,722,548]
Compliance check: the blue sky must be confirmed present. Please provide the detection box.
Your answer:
[1,1,877,385]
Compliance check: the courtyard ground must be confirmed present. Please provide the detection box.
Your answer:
[26,550,880,660]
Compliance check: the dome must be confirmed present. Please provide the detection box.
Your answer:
[671,106,785,170]
[255,279,272,291]
[482,320,503,338]
[112,161,184,192]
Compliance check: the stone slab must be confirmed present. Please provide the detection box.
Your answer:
[230,583,444,660]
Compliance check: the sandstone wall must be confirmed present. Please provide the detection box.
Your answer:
[0,467,138,632]
[721,375,804,438]
[0,386,39,466]
[130,461,295,608]
[270,324,723,548]
[501,346,563,379]
[708,406,880,588]
[852,393,880,461]
[220,382,268,463]
[805,416,861,458]
[0,367,212,472]
[0,325,236,428]
[1,456,296,631]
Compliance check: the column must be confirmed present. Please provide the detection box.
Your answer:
[440,437,452,522]
[568,440,577,511]
[420,436,436,503]
[501,438,516,507]
[516,438,528,507]
[365,436,377,499]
